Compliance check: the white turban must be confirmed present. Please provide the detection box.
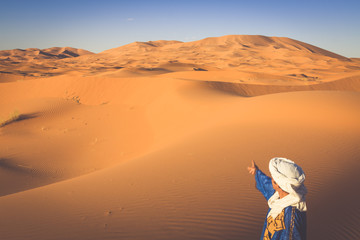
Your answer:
[269,157,306,194]
[267,157,307,218]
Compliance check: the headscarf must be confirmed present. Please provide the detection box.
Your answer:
[267,157,307,218]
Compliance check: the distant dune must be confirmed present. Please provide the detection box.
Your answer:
[0,47,93,60]
[1,35,359,96]
[0,47,93,81]
[0,35,359,240]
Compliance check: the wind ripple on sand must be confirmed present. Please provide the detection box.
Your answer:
[0,90,359,240]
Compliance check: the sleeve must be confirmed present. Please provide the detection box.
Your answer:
[284,207,307,240]
[255,169,275,200]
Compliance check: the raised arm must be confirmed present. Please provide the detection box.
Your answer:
[248,160,275,200]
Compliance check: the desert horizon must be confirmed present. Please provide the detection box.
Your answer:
[1,32,360,239]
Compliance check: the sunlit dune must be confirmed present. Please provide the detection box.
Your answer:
[2,35,360,95]
[0,35,359,240]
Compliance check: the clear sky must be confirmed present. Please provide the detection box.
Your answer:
[1,0,359,57]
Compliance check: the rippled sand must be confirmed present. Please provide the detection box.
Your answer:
[0,35,359,240]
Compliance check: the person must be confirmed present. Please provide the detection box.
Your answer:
[247,157,307,240]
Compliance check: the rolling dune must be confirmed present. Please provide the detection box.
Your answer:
[1,35,360,93]
[0,35,360,239]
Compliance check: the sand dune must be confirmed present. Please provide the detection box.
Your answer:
[0,35,360,239]
[204,73,360,96]
[0,89,359,240]
[0,47,93,61]
[0,47,93,79]
[1,35,360,94]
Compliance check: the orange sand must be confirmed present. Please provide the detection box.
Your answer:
[0,35,359,240]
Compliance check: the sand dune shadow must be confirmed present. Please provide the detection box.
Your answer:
[0,112,39,127]
[0,158,33,174]
[17,112,39,121]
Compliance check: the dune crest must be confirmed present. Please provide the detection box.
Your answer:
[1,35,359,96]
[0,35,360,240]
[0,47,93,61]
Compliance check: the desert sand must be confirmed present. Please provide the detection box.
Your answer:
[0,35,359,240]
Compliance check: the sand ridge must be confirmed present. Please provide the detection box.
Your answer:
[0,35,360,239]
[1,35,360,95]
[0,90,360,240]
[0,47,93,80]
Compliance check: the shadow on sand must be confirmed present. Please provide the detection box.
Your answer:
[0,158,33,174]
[0,112,39,127]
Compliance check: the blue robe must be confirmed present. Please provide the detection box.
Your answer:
[255,170,307,240]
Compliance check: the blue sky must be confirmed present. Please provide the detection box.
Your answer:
[1,0,359,57]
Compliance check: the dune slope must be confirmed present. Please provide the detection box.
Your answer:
[0,35,360,240]
[0,89,359,240]
[1,35,360,96]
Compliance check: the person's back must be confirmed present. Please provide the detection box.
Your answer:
[248,157,307,240]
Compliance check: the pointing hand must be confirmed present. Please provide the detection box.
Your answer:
[247,160,258,175]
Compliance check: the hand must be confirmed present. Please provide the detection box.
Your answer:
[247,160,258,175]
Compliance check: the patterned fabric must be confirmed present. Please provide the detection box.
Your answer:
[263,209,286,240]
